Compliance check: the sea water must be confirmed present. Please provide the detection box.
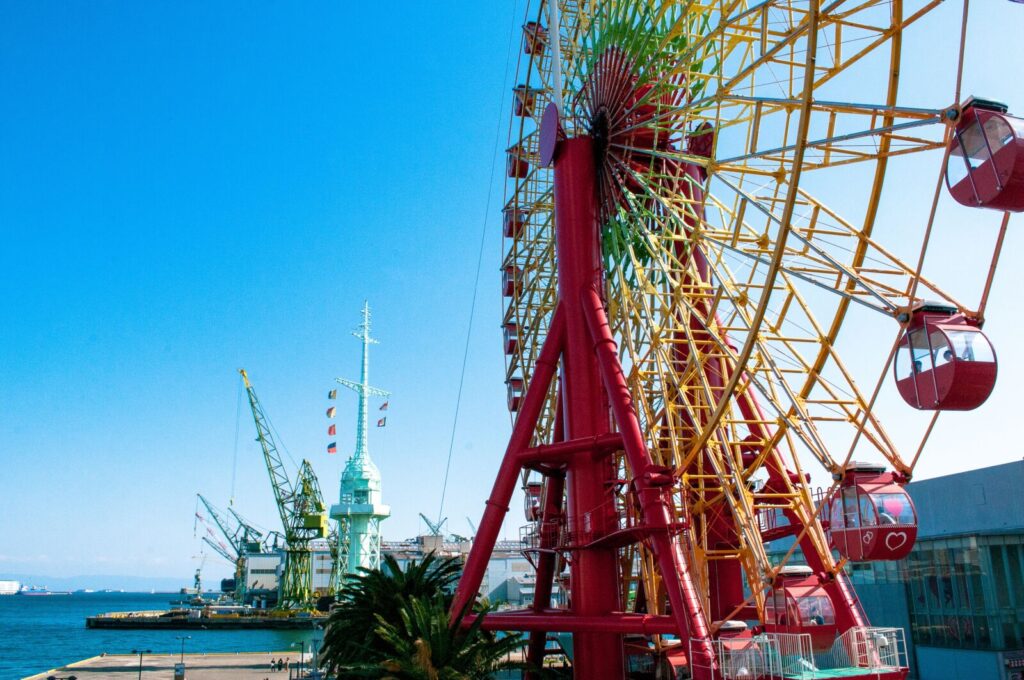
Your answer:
[0,592,318,679]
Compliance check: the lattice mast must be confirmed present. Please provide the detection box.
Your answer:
[331,301,391,584]
[239,369,328,609]
[196,493,266,602]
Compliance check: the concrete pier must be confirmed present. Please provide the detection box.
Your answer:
[24,651,315,680]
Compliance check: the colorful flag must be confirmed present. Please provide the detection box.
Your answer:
[377,417,387,427]
[327,442,337,454]
[326,406,337,418]
[379,401,389,411]
[328,389,337,399]
[328,424,336,436]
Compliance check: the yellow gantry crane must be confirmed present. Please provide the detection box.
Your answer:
[239,369,328,609]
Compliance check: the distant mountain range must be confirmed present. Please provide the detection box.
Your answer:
[0,573,198,592]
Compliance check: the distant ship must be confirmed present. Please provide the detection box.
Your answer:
[18,585,70,596]
[0,581,20,596]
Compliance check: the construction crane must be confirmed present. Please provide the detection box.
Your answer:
[196,494,269,602]
[197,494,265,555]
[227,506,283,553]
[419,513,447,537]
[194,504,235,564]
[239,369,328,609]
[201,536,234,563]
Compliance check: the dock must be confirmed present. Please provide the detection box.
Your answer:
[86,610,326,630]
[24,652,317,680]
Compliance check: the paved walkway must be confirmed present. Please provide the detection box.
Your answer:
[24,652,314,680]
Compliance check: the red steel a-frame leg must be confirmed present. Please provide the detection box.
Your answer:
[451,135,719,679]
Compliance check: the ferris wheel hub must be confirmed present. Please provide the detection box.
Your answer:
[539,102,562,168]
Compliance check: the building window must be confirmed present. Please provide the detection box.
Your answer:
[905,534,1024,651]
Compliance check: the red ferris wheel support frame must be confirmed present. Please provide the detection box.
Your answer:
[451,130,719,679]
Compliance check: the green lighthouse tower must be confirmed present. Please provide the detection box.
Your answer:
[330,301,391,585]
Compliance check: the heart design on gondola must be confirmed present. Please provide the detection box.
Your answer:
[885,532,909,551]
[862,531,873,544]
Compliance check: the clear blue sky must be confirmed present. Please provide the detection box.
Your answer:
[1,3,1022,586]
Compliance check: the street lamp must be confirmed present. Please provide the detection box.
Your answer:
[130,649,151,680]
[310,626,324,680]
[291,641,306,677]
[175,636,191,663]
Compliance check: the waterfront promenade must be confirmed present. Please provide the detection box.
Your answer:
[24,652,311,679]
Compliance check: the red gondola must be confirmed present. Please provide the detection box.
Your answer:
[503,206,528,238]
[827,464,917,562]
[523,22,547,56]
[507,376,524,412]
[502,264,525,298]
[894,303,997,410]
[946,97,1024,212]
[507,145,530,178]
[524,480,543,521]
[513,84,538,118]
[763,567,838,651]
[503,322,518,355]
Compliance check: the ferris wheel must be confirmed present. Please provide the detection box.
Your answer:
[457,2,1023,679]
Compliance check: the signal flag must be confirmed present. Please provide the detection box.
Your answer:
[379,401,389,411]
[327,442,337,454]
[328,389,337,399]
[328,424,336,436]
[326,406,337,418]
[377,417,387,427]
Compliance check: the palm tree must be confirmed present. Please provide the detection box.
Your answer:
[320,552,524,678]
[356,595,524,679]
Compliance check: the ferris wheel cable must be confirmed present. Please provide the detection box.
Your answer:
[436,0,521,528]
[680,2,821,466]
[607,231,842,473]
[954,0,970,105]
[976,213,1011,319]
[714,117,942,165]
[642,270,838,471]
[711,174,899,312]
[898,2,970,317]
[616,161,900,318]
[907,411,942,472]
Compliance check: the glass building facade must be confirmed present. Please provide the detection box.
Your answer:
[903,534,1024,652]
[768,461,1024,678]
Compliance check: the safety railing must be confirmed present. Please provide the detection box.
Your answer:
[689,635,784,679]
[758,627,907,678]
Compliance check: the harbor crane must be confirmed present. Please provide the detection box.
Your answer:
[419,513,447,537]
[197,494,265,556]
[228,506,284,552]
[240,369,329,609]
[195,493,271,602]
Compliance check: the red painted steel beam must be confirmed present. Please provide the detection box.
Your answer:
[517,432,624,467]
[552,136,624,676]
[526,403,566,677]
[450,308,566,620]
[582,285,719,678]
[470,611,680,635]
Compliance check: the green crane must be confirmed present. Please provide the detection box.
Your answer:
[239,369,328,609]
[196,493,268,602]
[227,506,283,553]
